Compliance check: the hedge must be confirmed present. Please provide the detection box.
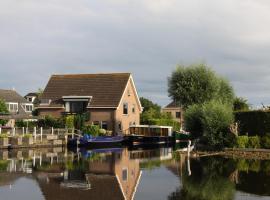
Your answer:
[147,118,180,131]
[234,110,270,136]
[235,136,261,149]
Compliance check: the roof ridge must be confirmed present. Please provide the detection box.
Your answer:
[51,73,131,77]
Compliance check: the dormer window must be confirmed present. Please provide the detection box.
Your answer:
[62,96,92,114]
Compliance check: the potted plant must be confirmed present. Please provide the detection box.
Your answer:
[0,134,9,147]
[22,134,33,145]
[10,135,23,146]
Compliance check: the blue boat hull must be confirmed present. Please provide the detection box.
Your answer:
[68,136,124,148]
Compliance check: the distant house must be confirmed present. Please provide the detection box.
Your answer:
[162,101,183,125]
[25,92,39,103]
[37,73,142,134]
[0,89,34,126]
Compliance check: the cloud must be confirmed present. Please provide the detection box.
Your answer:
[0,0,270,106]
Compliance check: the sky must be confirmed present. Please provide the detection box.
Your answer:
[1,0,270,107]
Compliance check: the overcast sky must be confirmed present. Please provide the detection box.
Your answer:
[1,0,270,107]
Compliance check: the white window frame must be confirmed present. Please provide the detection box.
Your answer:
[7,102,18,112]
[21,103,34,112]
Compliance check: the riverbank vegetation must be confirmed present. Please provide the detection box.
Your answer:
[168,63,236,149]
[140,97,180,131]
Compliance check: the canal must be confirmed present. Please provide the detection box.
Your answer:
[0,146,269,200]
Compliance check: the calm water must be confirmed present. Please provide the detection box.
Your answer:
[0,146,269,200]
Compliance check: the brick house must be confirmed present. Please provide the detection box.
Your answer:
[37,73,142,134]
[0,89,34,127]
[162,101,183,126]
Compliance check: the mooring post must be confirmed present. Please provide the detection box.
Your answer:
[33,152,36,167]
[12,127,16,136]
[51,127,54,135]
[26,127,28,135]
[22,127,25,136]
[0,127,2,134]
[40,127,43,142]
[34,127,37,142]
[187,140,192,176]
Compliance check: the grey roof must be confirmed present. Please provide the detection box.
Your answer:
[0,89,29,103]
[164,101,181,108]
[25,92,38,97]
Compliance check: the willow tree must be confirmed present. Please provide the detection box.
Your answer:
[168,63,234,108]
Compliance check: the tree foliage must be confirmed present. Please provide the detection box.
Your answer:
[233,97,249,111]
[168,63,234,108]
[140,97,162,123]
[0,99,8,126]
[184,100,235,148]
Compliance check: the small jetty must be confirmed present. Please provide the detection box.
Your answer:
[0,127,75,149]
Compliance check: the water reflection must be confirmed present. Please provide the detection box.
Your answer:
[0,147,269,200]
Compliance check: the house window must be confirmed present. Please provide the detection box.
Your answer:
[118,122,122,131]
[8,103,18,112]
[25,104,33,112]
[176,112,181,119]
[69,101,87,113]
[132,105,135,113]
[28,97,32,102]
[123,103,128,115]
[101,121,108,130]
[122,168,128,181]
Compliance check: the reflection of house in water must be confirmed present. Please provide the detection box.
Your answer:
[87,149,141,200]
[36,149,141,200]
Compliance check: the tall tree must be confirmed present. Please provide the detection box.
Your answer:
[168,63,234,108]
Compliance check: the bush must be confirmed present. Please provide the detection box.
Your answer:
[147,118,180,131]
[37,116,65,128]
[248,136,261,149]
[99,129,107,136]
[65,115,74,128]
[261,134,270,149]
[82,125,100,136]
[185,100,234,148]
[236,136,249,148]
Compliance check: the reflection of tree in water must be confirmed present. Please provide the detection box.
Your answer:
[168,157,236,200]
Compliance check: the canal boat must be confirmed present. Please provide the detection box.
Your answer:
[125,125,175,145]
[68,134,124,148]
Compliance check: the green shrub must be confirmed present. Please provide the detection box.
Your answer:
[37,116,65,128]
[65,115,74,128]
[23,134,33,138]
[0,134,8,138]
[248,136,261,149]
[261,134,270,149]
[236,136,249,148]
[99,129,107,136]
[147,118,180,131]
[82,125,100,136]
[185,100,234,148]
